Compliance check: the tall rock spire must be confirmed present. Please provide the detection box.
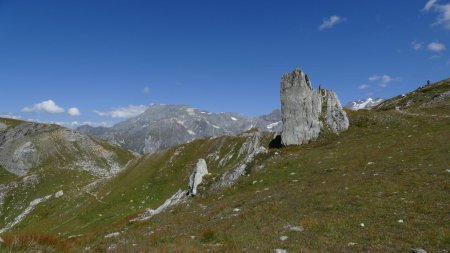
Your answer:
[280,68,349,146]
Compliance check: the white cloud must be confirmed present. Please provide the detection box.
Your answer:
[369,75,392,83]
[22,100,65,114]
[411,41,423,50]
[143,87,151,94]
[67,107,81,116]
[423,1,450,29]
[94,105,149,118]
[368,74,399,88]
[319,15,346,31]
[427,41,446,52]
[424,0,438,11]
[358,84,370,89]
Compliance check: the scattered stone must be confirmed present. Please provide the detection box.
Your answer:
[54,190,64,198]
[107,244,117,250]
[280,235,288,241]
[360,223,365,227]
[290,172,296,175]
[0,237,3,243]
[348,242,357,247]
[275,249,288,253]
[398,219,404,223]
[367,162,375,165]
[280,68,348,146]
[188,159,208,196]
[104,232,120,238]
[412,248,427,253]
[233,208,240,212]
[284,225,304,232]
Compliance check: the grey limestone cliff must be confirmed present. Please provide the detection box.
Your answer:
[280,68,348,146]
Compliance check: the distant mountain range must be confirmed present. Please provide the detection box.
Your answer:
[77,104,282,154]
[344,98,385,110]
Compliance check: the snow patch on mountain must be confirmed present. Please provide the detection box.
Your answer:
[267,121,281,130]
[345,98,384,110]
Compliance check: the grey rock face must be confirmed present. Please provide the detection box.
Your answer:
[254,109,282,132]
[188,159,208,195]
[280,68,348,146]
[215,130,267,189]
[135,189,187,221]
[323,90,349,132]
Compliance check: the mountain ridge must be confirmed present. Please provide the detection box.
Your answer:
[77,105,282,154]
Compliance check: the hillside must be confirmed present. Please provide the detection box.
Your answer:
[0,79,449,252]
[0,118,135,238]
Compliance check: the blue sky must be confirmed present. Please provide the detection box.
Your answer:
[0,0,449,127]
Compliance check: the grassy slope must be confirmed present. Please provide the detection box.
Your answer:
[0,165,16,185]
[0,117,25,128]
[2,82,450,252]
[81,109,447,253]
[1,135,249,241]
[376,78,450,113]
[0,120,135,236]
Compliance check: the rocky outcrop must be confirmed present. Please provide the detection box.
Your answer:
[280,68,348,146]
[322,90,349,132]
[133,189,187,221]
[188,159,208,195]
[215,130,267,189]
[0,194,52,234]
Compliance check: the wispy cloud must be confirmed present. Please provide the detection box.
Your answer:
[22,100,65,114]
[368,74,399,88]
[424,0,438,11]
[0,114,22,119]
[411,41,424,50]
[67,107,81,116]
[143,86,151,94]
[427,41,446,52]
[423,0,450,29]
[358,84,370,89]
[319,15,346,31]
[94,105,149,118]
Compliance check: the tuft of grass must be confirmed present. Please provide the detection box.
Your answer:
[0,232,73,253]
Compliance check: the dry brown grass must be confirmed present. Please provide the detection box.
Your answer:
[1,232,73,252]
